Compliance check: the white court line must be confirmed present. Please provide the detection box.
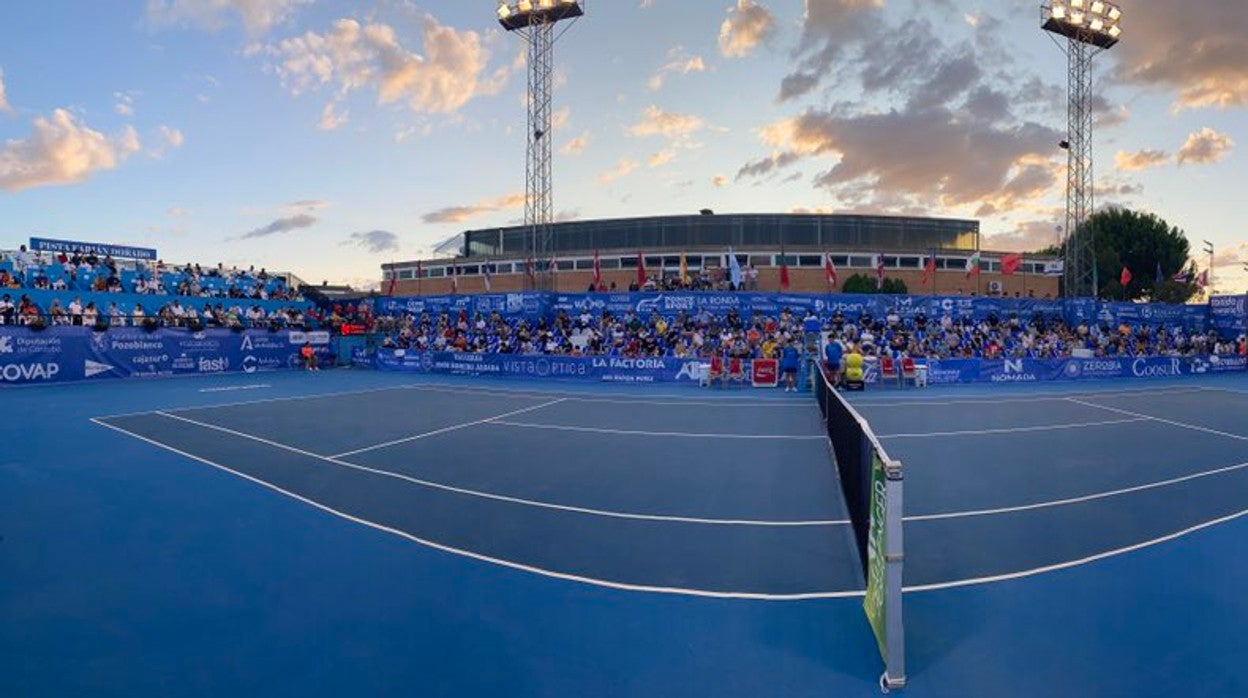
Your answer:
[406,383,810,407]
[1067,398,1248,442]
[95,383,423,420]
[878,417,1148,439]
[904,507,1248,593]
[91,415,1248,599]
[330,399,568,458]
[489,420,826,441]
[852,386,1207,408]
[906,460,1248,522]
[198,384,273,394]
[90,417,860,600]
[142,411,845,527]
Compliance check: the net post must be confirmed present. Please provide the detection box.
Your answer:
[882,458,907,690]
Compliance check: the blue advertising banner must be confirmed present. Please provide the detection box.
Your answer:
[1210,295,1247,336]
[373,349,704,384]
[30,237,158,261]
[382,291,1210,333]
[918,354,1246,385]
[0,327,332,386]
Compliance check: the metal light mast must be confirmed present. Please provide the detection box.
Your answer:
[1042,0,1123,299]
[498,0,584,291]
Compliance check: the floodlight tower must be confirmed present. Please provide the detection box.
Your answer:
[1042,0,1122,299]
[498,0,584,291]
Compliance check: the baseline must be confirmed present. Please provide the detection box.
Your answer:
[851,385,1205,408]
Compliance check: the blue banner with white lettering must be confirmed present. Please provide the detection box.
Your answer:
[30,237,158,261]
[373,349,703,384]
[0,327,332,385]
[1210,295,1247,337]
[916,354,1247,385]
[380,291,1211,332]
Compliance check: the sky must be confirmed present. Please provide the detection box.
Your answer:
[0,0,1245,293]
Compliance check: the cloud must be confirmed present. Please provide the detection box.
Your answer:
[0,109,141,192]
[0,68,11,114]
[286,199,329,211]
[1114,149,1169,172]
[239,212,316,239]
[712,174,727,187]
[114,91,136,117]
[628,105,704,138]
[983,219,1065,253]
[264,16,498,116]
[741,106,1062,214]
[719,0,776,58]
[1114,0,1248,111]
[597,158,639,185]
[780,0,885,102]
[561,131,589,155]
[167,206,191,218]
[1177,127,1234,165]
[648,47,707,91]
[318,101,348,131]
[344,230,399,254]
[421,192,525,224]
[1211,242,1248,266]
[647,150,675,168]
[146,0,310,33]
[551,106,571,130]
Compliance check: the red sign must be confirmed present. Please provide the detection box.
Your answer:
[752,359,779,388]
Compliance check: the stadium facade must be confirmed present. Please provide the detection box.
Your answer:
[383,213,1059,297]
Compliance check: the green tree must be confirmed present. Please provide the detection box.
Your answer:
[1059,207,1199,303]
[839,273,907,294]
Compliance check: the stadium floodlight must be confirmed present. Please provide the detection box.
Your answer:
[498,0,585,291]
[1042,1,1123,299]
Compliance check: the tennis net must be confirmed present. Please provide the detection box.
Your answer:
[813,363,907,690]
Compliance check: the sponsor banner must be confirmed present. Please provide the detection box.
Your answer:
[1210,295,1247,336]
[30,236,157,261]
[863,451,888,661]
[373,349,704,384]
[920,355,1246,384]
[751,359,779,387]
[383,292,1210,332]
[0,326,331,385]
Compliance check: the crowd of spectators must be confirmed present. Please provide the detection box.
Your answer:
[374,306,1248,361]
[0,292,327,330]
[0,245,302,302]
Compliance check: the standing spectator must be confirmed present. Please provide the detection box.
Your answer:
[780,339,801,392]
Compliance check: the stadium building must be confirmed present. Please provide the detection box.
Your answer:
[383,212,1059,297]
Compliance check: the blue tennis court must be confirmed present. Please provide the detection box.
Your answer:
[4,369,1248,696]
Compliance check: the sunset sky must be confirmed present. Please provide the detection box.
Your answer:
[1,1,1245,292]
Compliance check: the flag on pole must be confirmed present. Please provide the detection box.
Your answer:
[526,256,536,285]
[1155,261,1164,284]
[636,251,647,288]
[1001,253,1023,276]
[824,253,838,287]
[680,253,689,285]
[1197,270,1209,288]
[549,256,558,276]
[483,263,493,291]
[1043,260,1064,277]
[416,260,423,280]
[920,253,937,285]
[779,257,791,291]
[1120,266,1132,287]
[875,254,886,289]
[727,248,743,289]
[1172,270,1192,284]
[450,265,458,294]
[386,263,397,296]
[965,252,982,279]
[592,250,602,289]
